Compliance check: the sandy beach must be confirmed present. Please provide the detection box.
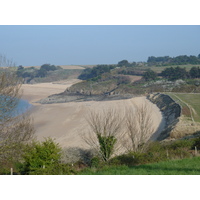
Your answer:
[21,80,164,149]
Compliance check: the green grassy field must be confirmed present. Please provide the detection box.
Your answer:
[166,93,200,122]
[79,156,200,175]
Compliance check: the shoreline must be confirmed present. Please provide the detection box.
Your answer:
[21,81,165,148]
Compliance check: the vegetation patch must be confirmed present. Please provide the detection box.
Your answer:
[78,156,200,175]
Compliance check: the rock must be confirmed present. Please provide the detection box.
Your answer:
[147,93,181,140]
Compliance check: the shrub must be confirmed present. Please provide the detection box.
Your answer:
[192,137,200,149]
[97,135,117,162]
[109,153,135,166]
[167,139,194,150]
[90,156,101,168]
[20,138,62,175]
[60,147,94,165]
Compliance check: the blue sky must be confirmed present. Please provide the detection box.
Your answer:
[0,25,199,66]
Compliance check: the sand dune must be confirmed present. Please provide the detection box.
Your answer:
[21,80,164,149]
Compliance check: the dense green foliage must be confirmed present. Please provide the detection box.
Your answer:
[78,65,116,80]
[19,138,62,175]
[40,64,61,71]
[189,66,200,78]
[97,135,117,162]
[160,66,188,80]
[143,69,157,81]
[117,60,137,67]
[160,66,200,81]
[16,64,62,79]
[147,54,200,66]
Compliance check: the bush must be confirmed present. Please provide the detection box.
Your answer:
[60,147,94,165]
[167,139,194,150]
[20,138,62,175]
[90,156,101,168]
[109,153,135,166]
[192,137,200,149]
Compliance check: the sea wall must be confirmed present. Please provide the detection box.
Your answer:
[147,93,181,140]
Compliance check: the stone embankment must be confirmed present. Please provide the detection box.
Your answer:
[147,93,181,140]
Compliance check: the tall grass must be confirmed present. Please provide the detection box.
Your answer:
[79,156,200,175]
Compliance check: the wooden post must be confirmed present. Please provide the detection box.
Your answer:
[11,168,13,175]
[166,149,169,159]
[195,146,198,156]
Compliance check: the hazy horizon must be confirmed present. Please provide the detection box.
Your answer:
[0,25,199,66]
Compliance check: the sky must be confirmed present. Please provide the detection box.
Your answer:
[1,0,200,196]
[0,25,199,67]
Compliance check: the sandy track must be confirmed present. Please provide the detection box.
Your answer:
[21,81,164,149]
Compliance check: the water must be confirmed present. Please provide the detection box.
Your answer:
[15,99,32,115]
[0,95,32,117]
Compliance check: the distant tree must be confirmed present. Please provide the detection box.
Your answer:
[118,60,129,67]
[147,54,200,65]
[147,56,156,63]
[36,68,48,77]
[18,65,24,70]
[160,67,174,79]
[161,67,188,81]
[40,64,57,71]
[189,67,200,78]
[78,65,116,80]
[16,65,25,77]
[173,67,188,80]
[130,61,137,67]
[143,69,157,81]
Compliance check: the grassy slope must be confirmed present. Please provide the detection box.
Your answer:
[79,156,200,175]
[166,93,200,122]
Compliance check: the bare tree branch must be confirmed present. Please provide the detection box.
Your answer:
[0,56,35,166]
[124,103,155,152]
[82,108,125,161]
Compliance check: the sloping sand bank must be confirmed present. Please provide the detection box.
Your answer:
[21,80,165,149]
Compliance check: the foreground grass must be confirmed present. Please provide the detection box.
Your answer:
[79,156,200,175]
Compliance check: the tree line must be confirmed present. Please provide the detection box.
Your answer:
[160,66,200,81]
[16,64,62,79]
[78,65,116,80]
[142,66,200,81]
[147,54,200,66]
